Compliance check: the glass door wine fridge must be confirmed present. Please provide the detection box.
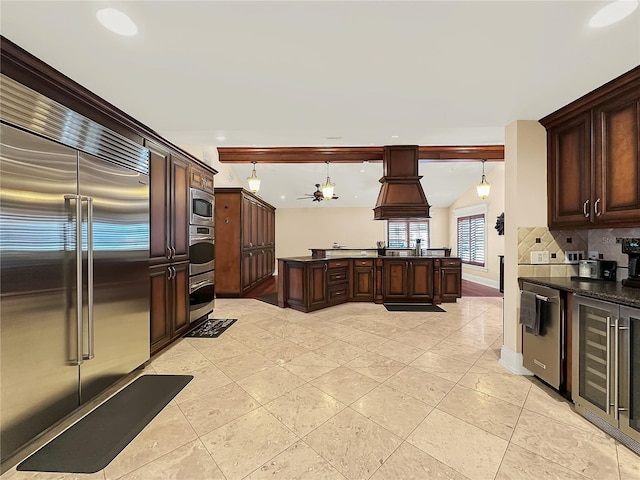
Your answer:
[572,295,640,454]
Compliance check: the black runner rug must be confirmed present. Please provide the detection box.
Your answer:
[384,303,446,312]
[17,375,192,473]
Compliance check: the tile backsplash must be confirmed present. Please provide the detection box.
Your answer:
[517,227,588,264]
[517,226,640,280]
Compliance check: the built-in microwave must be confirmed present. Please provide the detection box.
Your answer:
[190,188,214,226]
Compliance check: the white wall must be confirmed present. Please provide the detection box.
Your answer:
[177,144,243,188]
[276,206,450,259]
[428,207,450,249]
[276,207,386,259]
[502,120,547,374]
[448,163,506,288]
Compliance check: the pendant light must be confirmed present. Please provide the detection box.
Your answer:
[247,161,261,193]
[321,161,335,200]
[476,159,491,199]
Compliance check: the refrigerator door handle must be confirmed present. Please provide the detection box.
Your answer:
[613,316,619,420]
[65,194,84,366]
[84,196,95,360]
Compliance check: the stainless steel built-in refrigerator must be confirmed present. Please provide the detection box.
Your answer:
[0,76,150,462]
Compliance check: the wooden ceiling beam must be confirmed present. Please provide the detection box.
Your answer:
[217,145,504,163]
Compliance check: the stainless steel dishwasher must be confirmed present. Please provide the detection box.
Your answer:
[521,282,563,389]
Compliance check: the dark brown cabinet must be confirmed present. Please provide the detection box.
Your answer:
[327,259,349,305]
[383,258,433,302]
[279,257,460,312]
[190,165,214,193]
[383,260,410,300]
[215,188,276,296]
[593,92,640,224]
[351,259,375,301]
[543,66,640,229]
[308,262,329,309]
[149,262,189,355]
[547,112,592,228]
[148,143,190,264]
[279,259,347,312]
[441,258,462,302]
[147,141,210,356]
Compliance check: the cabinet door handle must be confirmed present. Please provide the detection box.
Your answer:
[594,198,601,216]
[324,264,328,272]
[583,199,590,218]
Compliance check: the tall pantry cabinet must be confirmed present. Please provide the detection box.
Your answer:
[215,188,276,296]
[147,142,191,354]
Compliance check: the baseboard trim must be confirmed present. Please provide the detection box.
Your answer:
[498,345,534,376]
[462,272,500,290]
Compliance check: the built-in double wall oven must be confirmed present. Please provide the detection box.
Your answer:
[189,188,215,322]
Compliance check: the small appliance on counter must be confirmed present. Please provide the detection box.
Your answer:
[571,259,617,282]
[621,238,640,288]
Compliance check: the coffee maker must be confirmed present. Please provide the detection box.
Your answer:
[621,238,640,288]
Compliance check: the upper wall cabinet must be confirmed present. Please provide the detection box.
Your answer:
[542,67,640,229]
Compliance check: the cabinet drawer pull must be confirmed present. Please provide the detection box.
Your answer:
[594,198,601,216]
[583,199,590,218]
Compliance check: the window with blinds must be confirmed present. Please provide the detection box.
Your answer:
[387,221,430,248]
[457,214,485,266]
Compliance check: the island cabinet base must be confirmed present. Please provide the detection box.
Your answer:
[278,257,461,312]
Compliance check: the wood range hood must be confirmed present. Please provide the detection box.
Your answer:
[373,145,431,220]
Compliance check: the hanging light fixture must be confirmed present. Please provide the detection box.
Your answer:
[321,161,335,200]
[476,159,491,199]
[247,161,261,193]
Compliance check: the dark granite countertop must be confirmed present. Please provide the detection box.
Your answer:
[519,276,640,308]
[279,255,461,262]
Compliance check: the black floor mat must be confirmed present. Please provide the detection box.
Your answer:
[17,374,192,473]
[384,303,446,312]
[184,318,237,338]
[257,292,278,306]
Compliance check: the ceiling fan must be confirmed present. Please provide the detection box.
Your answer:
[296,184,339,202]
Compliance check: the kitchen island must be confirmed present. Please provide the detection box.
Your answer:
[277,253,462,312]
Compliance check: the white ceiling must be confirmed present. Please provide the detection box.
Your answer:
[231,160,499,209]
[1,1,638,208]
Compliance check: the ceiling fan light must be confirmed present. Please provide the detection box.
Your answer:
[247,162,261,193]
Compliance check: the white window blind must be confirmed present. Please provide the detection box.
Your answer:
[387,221,430,248]
[457,214,485,266]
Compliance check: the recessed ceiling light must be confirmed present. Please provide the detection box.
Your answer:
[589,0,638,28]
[216,136,226,141]
[359,169,365,173]
[391,135,400,139]
[96,8,138,36]
[354,195,358,199]
[280,195,286,200]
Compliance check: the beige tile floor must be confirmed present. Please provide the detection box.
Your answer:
[3,297,639,480]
